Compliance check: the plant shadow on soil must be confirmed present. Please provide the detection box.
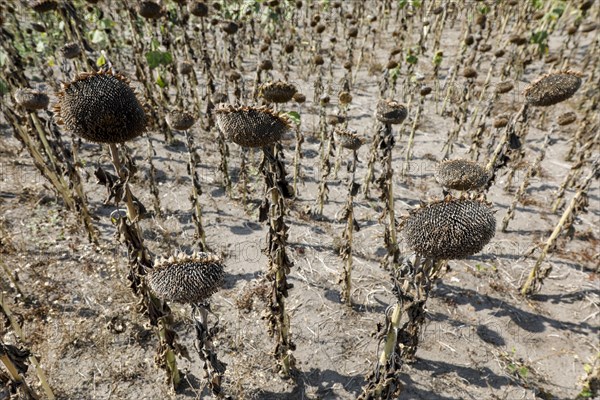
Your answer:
[249,368,365,399]
[433,283,597,334]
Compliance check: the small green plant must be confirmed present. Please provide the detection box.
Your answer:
[475,263,498,274]
[530,30,549,55]
[577,354,600,399]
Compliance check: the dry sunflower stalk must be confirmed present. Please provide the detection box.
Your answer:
[215,104,296,378]
[149,252,229,398]
[361,196,496,399]
[54,68,183,388]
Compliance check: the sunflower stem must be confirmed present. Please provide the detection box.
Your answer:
[108,143,138,222]
[521,160,598,295]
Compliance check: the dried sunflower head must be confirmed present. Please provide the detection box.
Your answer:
[221,21,239,35]
[338,91,352,105]
[179,60,194,75]
[189,1,209,17]
[463,66,477,79]
[259,59,273,71]
[523,70,583,107]
[215,104,290,148]
[335,127,363,150]
[401,196,496,260]
[293,93,306,103]
[29,0,58,12]
[435,159,489,191]
[495,81,514,94]
[148,252,225,304]
[327,114,346,126]
[508,35,527,45]
[259,81,297,103]
[420,86,432,96]
[556,111,577,126]
[493,115,510,128]
[166,111,195,131]
[376,99,407,125]
[54,69,147,143]
[138,1,163,19]
[60,42,81,59]
[14,88,50,111]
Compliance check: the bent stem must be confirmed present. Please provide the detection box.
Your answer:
[485,104,529,180]
[1,293,55,400]
[108,143,182,389]
[108,143,138,222]
[520,159,598,296]
[192,304,228,398]
[0,342,40,400]
[29,113,98,243]
[5,109,75,210]
[360,256,446,399]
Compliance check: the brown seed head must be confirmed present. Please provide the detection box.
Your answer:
[29,0,58,12]
[335,127,363,150]
[376,99,407,125]
[556,111,577,126]
[54,70,147,143]
[495,80,514,94]
[14,88,50,111]
[148,252,224,304]
[215,104,290,148]
[493,115,510,128]
[463,67,477,79]
[338,91,352,105]
[479,44,492,53]
[258,59,273,71]
[402,197,496,260]
[293,93,306,103]
[509,35,527,45]
[386,60,398,70]
[166,111,195,131]
[138,1,163,19]
[61,42,81,59]
[189,1,208,17]
[523,70,583,106]
[435,159,489,191]
[179,60,194,75]
[327,114,346,126]
[222,21,239,34]
[260,81,297,103]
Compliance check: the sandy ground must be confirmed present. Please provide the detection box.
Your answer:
[1,1,599,399]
